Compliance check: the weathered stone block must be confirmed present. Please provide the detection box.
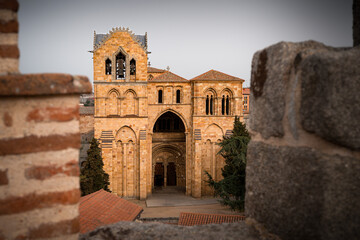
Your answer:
[300,47,360,150]
[245,141,360,240]
[249,41,330,139]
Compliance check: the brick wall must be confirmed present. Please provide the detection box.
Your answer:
[0,1,92,239]
[245,41,360,240]
[0,0,19,74]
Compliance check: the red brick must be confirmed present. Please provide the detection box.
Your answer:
[0,169,8,185]
[0,0,19,11]
[3,112,12,127]
[0,45,19,58]
[0,74,91,96]
[27,105,80,122]
[0,133,80,156]
[0,189,80,215]
[16,217,79,239]
[0,20,18,33]
[25,160,79,180]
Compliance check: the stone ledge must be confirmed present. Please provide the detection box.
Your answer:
[0,74,92,96]
[80,221,262,240]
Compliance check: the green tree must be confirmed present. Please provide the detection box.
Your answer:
[80,138,110,196]
[206,116,250,211]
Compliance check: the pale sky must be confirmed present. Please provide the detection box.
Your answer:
[18,0,353,87]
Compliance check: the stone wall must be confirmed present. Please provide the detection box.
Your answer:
[0,74,91,239]
[0,1,92,239]
[0,0,19,74]
[245,41,360,240]
[79,106,94,165]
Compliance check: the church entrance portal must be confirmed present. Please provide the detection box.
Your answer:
[152,111,186,192]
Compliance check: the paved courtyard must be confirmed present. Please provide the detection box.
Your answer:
[127,187,242,218]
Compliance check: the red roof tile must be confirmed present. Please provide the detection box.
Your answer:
[191,70,245,81]
[147,67,166,73]
[150,71,188,82]
[243,87,250,94]
[79,189,143,233]
[178,212,245,226]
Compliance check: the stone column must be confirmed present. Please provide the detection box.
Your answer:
[192,129,202,198]
[139,130,147,200]
[185,132,192,195]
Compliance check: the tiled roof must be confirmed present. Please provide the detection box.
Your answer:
[150,71,188,82]
[147,67,166,73]
[178,212,245,226]
[79,189,143,234]
[191,70,245,81]
[243,87,250,94]
[80,106,94,115]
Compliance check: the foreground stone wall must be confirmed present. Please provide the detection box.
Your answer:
[0,2,92,238]
[0,0,19,74]
[0,74,91,239]
[245,41,360,240]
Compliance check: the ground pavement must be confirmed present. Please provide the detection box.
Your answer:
[127,187,242,218]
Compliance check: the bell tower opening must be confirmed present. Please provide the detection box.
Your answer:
[152,111,186,192]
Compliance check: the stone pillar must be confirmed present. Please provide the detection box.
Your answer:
[246,41,360,240]
[146,132,152,195]
[185,132,192,196]
[139,130,147,200]
[192,129,202,198]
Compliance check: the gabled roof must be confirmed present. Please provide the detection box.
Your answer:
[191,70,244,82]
[93,27,147,52]
[79,189,143,234]
[147,67,166,73]
[178,212,245,226]
[150,71,188,82]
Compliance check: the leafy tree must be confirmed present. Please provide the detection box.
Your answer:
[80,138,110,196]
[206,116,250,211]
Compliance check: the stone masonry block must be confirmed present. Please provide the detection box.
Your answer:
[300,46,360,150]
[249,41,330,139]
[245,141,360,240]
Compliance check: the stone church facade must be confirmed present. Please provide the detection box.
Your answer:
[92,27,245,199]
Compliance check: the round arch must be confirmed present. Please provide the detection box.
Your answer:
[150,109,189,133]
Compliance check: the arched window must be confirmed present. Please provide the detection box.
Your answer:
[130,59,136,76]
[221,95,225,115]
[176,89,181,103]
[116,52,126,79]
[105,58,111,75]
[210,95,214,115]
[226,96,230,115]
[158,89,163,103]
[206,95,209,115]
[148,74,153,81]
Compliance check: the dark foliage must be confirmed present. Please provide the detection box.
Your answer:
[206,116,250,211]
[80,138,110,196]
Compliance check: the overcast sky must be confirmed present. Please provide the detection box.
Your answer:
[18,0,353,87]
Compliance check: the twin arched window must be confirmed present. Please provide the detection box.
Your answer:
[221,95,230,115]
[205,89,232,116]
[157,89,181,104]
[206,95,214,115]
